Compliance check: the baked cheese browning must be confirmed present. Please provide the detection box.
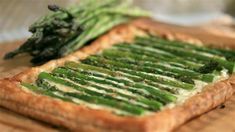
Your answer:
[21,36,234,116]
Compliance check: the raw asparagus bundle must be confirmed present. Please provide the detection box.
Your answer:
[22,36,235,116]
[4,0,149,64]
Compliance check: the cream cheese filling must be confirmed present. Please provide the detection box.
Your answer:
[163,69,229,109]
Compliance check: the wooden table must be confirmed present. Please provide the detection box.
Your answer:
[1,36,235,132]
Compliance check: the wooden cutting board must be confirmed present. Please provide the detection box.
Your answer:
[1,25,235,132]
[0,41,59,132]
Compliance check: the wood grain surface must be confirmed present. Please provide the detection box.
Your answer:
[1,31,235,132]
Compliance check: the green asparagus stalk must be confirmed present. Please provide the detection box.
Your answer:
[35,78,147,115]
[49,70,162,110]
[4,0,149,64]
[52,67,177,104]
[102,48,201,70]
[21,82,73,102]
[113,43,203,67]
[38,71,133,102]
[59,15,129,55]
[35,77,147,115]
[65,92,146,115]
[135,37,235,73]
[83,56,194,90]
[23,81,146,115]
[53,68,163,110]
[146,36,235,61]
[65,61,180,94]
[100,48,216,83]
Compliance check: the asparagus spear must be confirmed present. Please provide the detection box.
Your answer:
[4,0,149,64]
[65,61,180,94]
[146,36,235,61]
[135,37,235,73]
[113,43,204,66]
[102,48,201,70]
[52,67,176,104]
[37,72,149,115]
[59,15,129,56]
[53,67,163,110]
[21,82,73,102]
[101,47,216,83]
[83,56,194,90]
[23,81,146,115]
[65,92,146,115]
[30,78,147,115]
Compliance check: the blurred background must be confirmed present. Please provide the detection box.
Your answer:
[0,0,235,43]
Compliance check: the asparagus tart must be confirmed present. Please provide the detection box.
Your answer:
[1,1,235,132]
[1,22,235,131]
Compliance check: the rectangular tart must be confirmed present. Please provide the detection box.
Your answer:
[0,18,235,132]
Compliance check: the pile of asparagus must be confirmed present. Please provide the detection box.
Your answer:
[22,36,235,115]
[4,0,149,64]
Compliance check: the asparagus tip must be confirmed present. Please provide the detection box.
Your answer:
[197,60,222,74]
[48,4,61,12]
[3,51,18,60]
